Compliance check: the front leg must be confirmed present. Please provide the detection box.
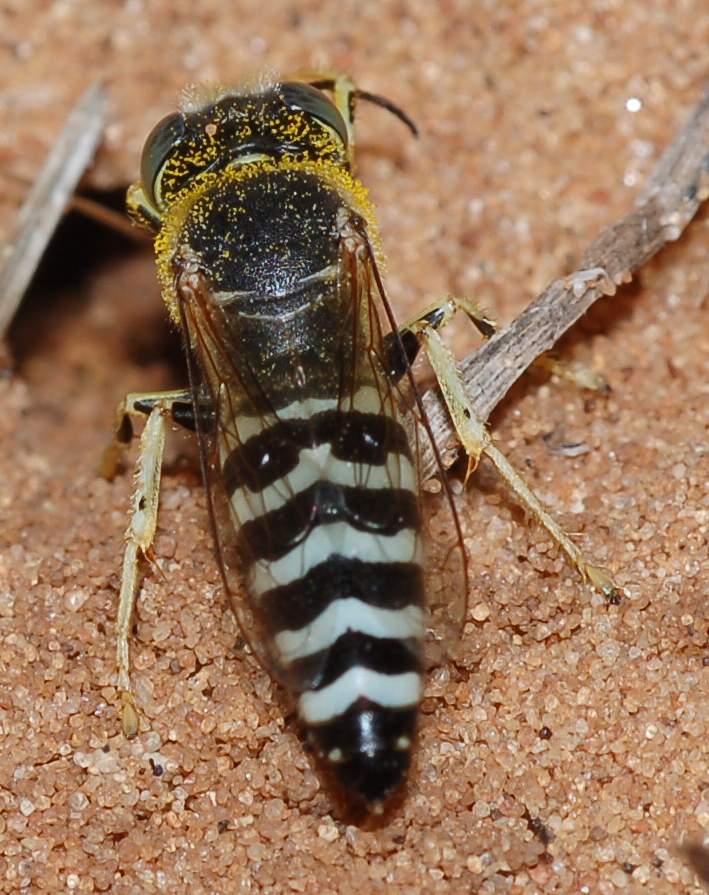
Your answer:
[405,307,621,601]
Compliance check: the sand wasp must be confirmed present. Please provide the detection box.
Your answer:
[106,72,617,811]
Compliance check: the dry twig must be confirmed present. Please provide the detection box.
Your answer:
[0,81,108,339]
[420,86,709,479]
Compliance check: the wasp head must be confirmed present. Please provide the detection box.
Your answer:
[127,77,352,231]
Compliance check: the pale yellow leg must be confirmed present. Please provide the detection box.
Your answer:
[106,389,192,737]
[399,295,497,341]
[101,389,193,480]
[400,295,608,393]
[409,314,621,601]
[535,354,610,394]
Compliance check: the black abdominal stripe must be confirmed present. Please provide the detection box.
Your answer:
[220,385,424,754]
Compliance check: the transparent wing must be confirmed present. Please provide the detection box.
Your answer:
[351,227,469,658]
[176,275,281,675]
[173,224,467,691]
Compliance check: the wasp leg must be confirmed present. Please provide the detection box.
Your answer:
[100,389,195,480]
[383,296,496,381]
[390,295,608,392]
[402,295,497,341]
[103,389,194,737]
[408,315,621,602]
[533,353,610,394]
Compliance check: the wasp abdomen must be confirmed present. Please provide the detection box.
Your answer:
[223,388,424,804]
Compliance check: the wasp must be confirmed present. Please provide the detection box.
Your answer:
[106,72,618,811]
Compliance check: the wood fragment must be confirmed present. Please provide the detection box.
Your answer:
[0,81,108,339]
[420,86,709,479]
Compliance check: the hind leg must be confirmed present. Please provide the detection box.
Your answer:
[401,300,620,600]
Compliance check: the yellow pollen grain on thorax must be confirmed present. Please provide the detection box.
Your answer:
[154,158,382,324]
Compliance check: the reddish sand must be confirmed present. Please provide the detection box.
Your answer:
[1,3,707,892]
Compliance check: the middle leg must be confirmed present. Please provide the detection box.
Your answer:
[104,388,197,737]
[390,295,608,393]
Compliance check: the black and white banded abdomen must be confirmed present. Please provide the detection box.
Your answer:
[220,384,424,804]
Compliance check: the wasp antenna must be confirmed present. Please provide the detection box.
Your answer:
[355,90,419,138]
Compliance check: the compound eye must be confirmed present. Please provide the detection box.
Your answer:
[280,82,349,147]
[139,112,185,208]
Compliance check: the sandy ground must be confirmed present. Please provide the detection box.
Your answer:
[1,2,707,893]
